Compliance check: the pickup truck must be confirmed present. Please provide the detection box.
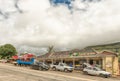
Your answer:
[50,62,73,72]
[17,58,34,66]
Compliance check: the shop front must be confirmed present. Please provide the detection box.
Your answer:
[38,50,119,75]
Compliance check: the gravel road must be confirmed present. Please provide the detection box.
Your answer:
[0,63,119,81]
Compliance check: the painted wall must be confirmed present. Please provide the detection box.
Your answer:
[104,56,119,75]
[105,57,113,73]
[113,57,119,75]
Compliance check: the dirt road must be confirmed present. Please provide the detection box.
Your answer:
[0,63,119,81]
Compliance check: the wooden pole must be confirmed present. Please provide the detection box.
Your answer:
[73,58,75,68]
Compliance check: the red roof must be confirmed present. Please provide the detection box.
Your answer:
[23,54,34,59]
[12,55,18,60]
[101,51,116,55]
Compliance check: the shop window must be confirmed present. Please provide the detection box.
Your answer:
[96,60,99,64]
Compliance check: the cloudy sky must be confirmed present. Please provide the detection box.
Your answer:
[0,0,120,55]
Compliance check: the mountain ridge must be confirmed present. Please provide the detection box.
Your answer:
[86,42,120,53]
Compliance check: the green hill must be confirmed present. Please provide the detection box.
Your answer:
[86,42,120,62]
[87,42,120,52]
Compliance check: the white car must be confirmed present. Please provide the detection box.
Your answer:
[83,66,111,78]
[0,59,8,63]
[50,62,73,72]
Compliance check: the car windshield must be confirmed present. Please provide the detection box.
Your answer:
[60,63,68,66]
[37,62,42,64]
[62,63,68,66]
[94,67,102,71]
[43,62,48,65]
[37,62,47,65]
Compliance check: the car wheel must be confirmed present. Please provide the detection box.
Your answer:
[52,67,56,71]
[84,71,88,75]
[99,73,105,77]
[64,68,68,72]
[104,75,108,78]
[45,68,49,71]
[99,73,103,77]
[69,70,73,72]
[39,67,43,71]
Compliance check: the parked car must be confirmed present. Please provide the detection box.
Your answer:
[74,63,92,71]
[0,59,8,63]
[80,63,91,70]
[83,66,111,78]
[30,62,49,71]
[50,62,73,72]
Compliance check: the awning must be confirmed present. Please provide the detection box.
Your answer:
[12,55,18,60]
[23,54,34,59]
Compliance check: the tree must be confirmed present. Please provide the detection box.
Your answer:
[47,46,54,53]
[0,44,17,59]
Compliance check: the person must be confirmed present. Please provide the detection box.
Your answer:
[91,63,95,67]
[69,63,73,67]
[34,58,37,64]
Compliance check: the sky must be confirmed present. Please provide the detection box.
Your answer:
[0,0,120,55]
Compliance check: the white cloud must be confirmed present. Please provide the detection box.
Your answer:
[0,0,120,54]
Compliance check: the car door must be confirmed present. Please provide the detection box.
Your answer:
[32,64,37,69]
[92,68,99,75]
[34,64,39,69]
[59,63,64,71]
[86,67,93,75]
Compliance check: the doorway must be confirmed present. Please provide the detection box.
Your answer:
[89,59,93,65]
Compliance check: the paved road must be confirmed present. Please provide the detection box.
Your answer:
[0,63,119,81]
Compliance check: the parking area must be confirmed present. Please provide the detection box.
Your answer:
[0,63,120,81]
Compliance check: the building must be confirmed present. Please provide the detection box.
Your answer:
[37,48,119,75]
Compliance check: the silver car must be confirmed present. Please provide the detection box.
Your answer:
[83,66,111,78]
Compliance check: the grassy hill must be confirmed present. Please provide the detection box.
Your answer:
[87,42,120,52]
[86,42,120,62]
